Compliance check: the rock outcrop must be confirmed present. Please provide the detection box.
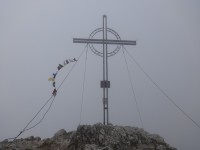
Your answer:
[0,123,176,150]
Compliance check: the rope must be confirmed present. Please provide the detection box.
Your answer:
[79,45,89,125]
[123,45,200,130]
[57,44,89,91]
[6,95,54,141]
[24,96,56,131]
[6,44,89,144]
[6,96,55,148]
[122,47,144,129]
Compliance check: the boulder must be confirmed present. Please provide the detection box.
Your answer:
[54,129,67,137]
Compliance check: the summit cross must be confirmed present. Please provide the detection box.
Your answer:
[73,15,136,125]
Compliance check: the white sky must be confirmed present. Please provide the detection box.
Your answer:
[0,0,200,149]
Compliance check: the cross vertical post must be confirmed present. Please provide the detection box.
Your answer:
[102,15,109,125]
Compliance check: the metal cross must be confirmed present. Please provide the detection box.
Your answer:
[73,15,136,125]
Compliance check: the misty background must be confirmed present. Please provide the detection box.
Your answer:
[0,0,200,150]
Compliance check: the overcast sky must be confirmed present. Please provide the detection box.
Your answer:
[0,0,200,149]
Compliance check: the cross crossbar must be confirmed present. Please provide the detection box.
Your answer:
[73,38,136,45]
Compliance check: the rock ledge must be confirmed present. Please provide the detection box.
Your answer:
[0,123,176,150]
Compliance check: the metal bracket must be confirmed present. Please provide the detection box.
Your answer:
[103,98,108,105]
[101,81,110,88]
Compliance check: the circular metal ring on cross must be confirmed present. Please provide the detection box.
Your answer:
[89,28,122,57]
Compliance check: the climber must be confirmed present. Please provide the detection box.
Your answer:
[52,89,57,96]
[73,58,77,61]
[57,64,63,70]
[53,72,57,78]
[53,82,55,87]
[65,60,69,64]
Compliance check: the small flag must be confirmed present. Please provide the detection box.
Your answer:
[48,77,55,82]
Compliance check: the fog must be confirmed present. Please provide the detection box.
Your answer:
[0,0,200,149]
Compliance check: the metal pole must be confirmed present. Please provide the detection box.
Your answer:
[103,15,106,125]
[105,15,109,125]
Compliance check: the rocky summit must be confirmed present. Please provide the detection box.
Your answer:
[0,123,176,150]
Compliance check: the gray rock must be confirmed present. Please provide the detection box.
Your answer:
[53,129,67,138]
[156,145,166,150]
[35,136,41,141]
[68,123,177,150]
[25,136,34,141]
[0,123,177,150]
